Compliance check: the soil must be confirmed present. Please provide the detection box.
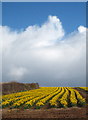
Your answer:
[1,107,88,119]
[1,88,88,120]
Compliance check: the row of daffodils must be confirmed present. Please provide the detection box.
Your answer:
[0,87,86,109]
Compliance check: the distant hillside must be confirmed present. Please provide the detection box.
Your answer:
[1,82,39,95]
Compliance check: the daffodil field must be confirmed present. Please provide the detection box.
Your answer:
[79,87,88,91]
[0,87,86,109]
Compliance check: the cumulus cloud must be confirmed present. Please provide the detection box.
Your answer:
[78,26,86,33]
[0,15,86,86]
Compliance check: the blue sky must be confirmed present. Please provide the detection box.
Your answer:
[2,2,86,34]
[1,2,86,86]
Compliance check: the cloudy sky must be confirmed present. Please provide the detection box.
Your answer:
[1,2,86,86]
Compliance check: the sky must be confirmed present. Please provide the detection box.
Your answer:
[2,0,87,2]
[2,2,86,34]
[1,2,87,86]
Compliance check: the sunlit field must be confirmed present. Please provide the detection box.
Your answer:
[1,87,87,109]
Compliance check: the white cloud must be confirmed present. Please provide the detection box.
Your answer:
[9,66,28,81]
[78,26,86,33]
[0,15,86,86]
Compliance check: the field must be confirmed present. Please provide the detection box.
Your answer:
[1,87,88,119]
[79,87,88,91]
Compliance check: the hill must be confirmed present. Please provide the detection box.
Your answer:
[1,81,39,95]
